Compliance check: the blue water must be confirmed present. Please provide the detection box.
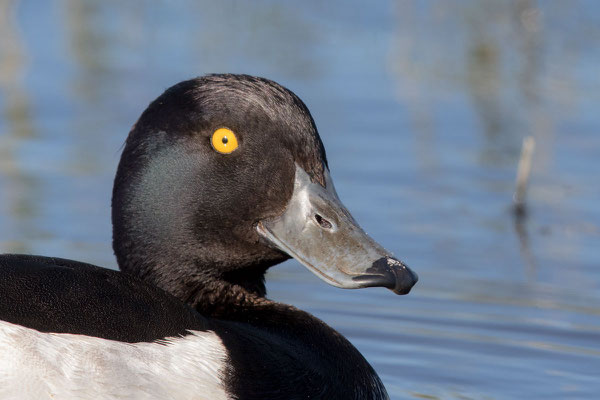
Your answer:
[1,1,599,398]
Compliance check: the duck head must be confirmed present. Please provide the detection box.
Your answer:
[112,74,417,306]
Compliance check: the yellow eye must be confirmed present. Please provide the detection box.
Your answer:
[211,128,239,154]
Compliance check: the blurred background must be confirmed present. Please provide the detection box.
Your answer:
[0,1,599,399]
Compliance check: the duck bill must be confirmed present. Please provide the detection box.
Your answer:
[256,165,418,295]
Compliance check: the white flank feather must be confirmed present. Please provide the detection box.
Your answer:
[0,320,231,400]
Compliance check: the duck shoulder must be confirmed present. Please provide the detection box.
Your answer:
[0,254,210,342]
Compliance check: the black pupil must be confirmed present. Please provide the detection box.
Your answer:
[222,136,228,144]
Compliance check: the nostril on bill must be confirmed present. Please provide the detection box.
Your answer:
[314,214,333,230]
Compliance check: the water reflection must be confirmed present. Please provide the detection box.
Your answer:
[0,0,39,253]
[0,0,34,139]
[65,0,114,102]
[387,0,598,275]
[63,0,119,176]
[190,0,321,79]
[386,3,599,397]
[513,211,537,281]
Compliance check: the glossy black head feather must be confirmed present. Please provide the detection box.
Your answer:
[112,74,328,303]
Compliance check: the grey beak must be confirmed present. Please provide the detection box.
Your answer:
[257,164,418,295]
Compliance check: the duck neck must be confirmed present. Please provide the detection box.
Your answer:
[181,266,273,318]
[142,261,389,399]
[196,270,390,400]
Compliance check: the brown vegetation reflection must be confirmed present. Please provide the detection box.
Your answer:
[0,0,38,253]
